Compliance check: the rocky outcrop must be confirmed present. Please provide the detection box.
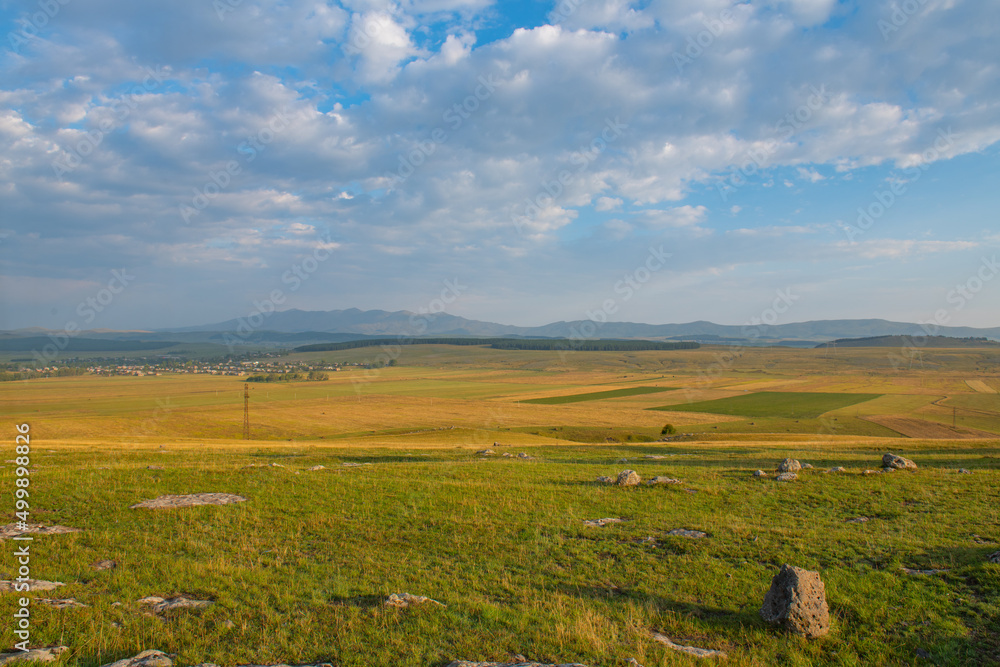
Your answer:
[777,458,801,473]
[882,453,917,470]
[616,470,641,486]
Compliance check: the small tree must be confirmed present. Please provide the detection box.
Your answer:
[660,423,676,435]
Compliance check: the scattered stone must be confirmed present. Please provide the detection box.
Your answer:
[826,467,846,473]
[385,592,444,608]
[801,463,813,469]
[446,662,586,667]
[775,473,798,482]
[0,523,80,539]
[130,493,246,509]
[502,452,513,458]
[100,649,174,667]
[882,453,917,470]
[595,476,614,483]
[616,470,641,486]
[778,458,802,473]
[880,467,895,473]
[683,488,698,494]
[667,528,708,539]
[92,559,116,571]
[987,551,1000,564]
[958,469,972,474]
[517,453,531,459]
[845,517,870,524]
[643,455,668,459]
[650,632,727,659]
[305,465,326,471]
[648,476,681,485]
[477,449,495,456]
[0,646,68,665]
[617,458,629,463]
[137,596,213,613]
[752,470,768,478]
[760,564,830,638]
[863,469,878,475]
[0,579,64,592]
[38,597,88,608]
[147,465,164,470]
[583,518,626,527]
[342,462,371,467]
[902,567,949,576]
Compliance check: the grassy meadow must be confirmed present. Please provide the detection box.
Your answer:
[1,344,999,665]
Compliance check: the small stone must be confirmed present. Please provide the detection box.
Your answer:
[0,646,68,665]
[342,462,371,467]
[130,493,246,510]
[617,458,629,463]
[801,463,813,469]
[667,528,707,539]
[650,632,727,659]
[222,619,235,629]
[775,472,798,482]
[99,649,174,667]
[863,469,878,475]
[385,592,444,608]
[826,467,846,473]
[616,470,641,486]
[958,469,972,474]
[595,476,614,483]
[882,453,917,470]
[38,597,88,608]
[0,523,81,539]
[845,517,869,523]
[902,567,948,576]
[760,564,830,638]
[0,579,64,592]
[881,467,895,473]
[306,465,326,471]
[477,449,495,456]
[753,470,768,478]
[987,551,1000,564]
[517,452,530,459]
[147,465,164,470]
[778,458,802,473]
[583,518,626,527]
[93,559,117,571]
[648,476,681,484]
[137,596,213,613]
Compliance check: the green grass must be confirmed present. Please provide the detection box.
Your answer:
[523,387,677,405]
[4,441,1000,666]
[652,392,883,419]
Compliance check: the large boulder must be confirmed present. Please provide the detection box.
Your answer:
[777,458,801,473]
[882,453,917,470]
[760,564,830,638]
[616,470,641,486]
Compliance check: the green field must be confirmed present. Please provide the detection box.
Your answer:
[522,386,676,405]
[653,391,883,419]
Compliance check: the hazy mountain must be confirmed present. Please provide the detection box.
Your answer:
[156,309,1000,343]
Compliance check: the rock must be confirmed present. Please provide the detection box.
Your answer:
[137,596,213,613]
[385,592,444,608]
[825,467,846,473]
[882,453,917,470]
[667,528,707,539]
[305,465,325,471]
[517,453,530,459]
[958,468,972,474]
[477,449,495,456]
[753,470,768,478]
[0,579,64,592]
[759,564,830,638]
[650,632,727,659]
[595,476,614,483]
[501,452,513,457]
[863,469,878,475]
[0,646,68,665]
[775,473,798,482]
[902,567,948,576]
[777,458,801,473]
[341,462,371,467]
[92,559,116,571]
[987,551,1000,564]
[147,465,164,470]
[801,463,813,469]
[100,650,174,667]
[617,458,629,463]
[648,476,681,485]
[0,523,81,539]
[583,518,626,527]
[616,470,641,486]
[844,517,869,524]
[880,467,895,473]
[130,493,246,509]
[38,597,88,608]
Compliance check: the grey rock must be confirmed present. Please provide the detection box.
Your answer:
[778,458,802,473]
[137,596,213,613]
[100,650,174,667]
[753,470,768,478]
[844,517,869,524]
[93,559,117,571]
[667,528,707,539]
[0,523,81,539]
[305,465,326,471]
[760,564,830,638]
[958,468,972,474]
[882,453,917,470]
[0,646,68,665]
[477,449,495,456]
[0,579,64,592]
[648,476,681,485]
[583,518,626,527]
[38,597,88,608]
[825,467,846,473]
[616,470,641,486]
[385,592,444,608]
[902,567,949,576]
[130,493,246,509]
[801,463,813,469]
[595,476,614,483]
[988,551,1000,564]
[775,473,798,482]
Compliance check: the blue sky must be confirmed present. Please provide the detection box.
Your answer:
[0,0,998,330]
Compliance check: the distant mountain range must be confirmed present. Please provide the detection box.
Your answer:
[158,308,1000,344]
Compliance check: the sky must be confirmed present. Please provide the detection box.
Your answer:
[0,0,998,331]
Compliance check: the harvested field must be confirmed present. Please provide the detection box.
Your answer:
[862,415,999,439]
